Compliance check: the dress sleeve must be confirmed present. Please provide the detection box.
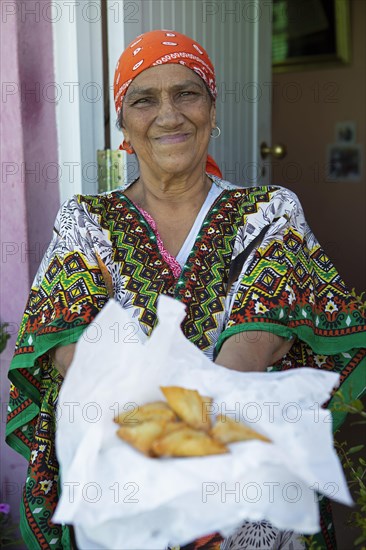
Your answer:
[218,187,364,353]
[6,195,110,458]
[216,187,366,429]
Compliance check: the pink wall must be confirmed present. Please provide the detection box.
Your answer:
[272,0,366,294]
[0,0,59,533]
[18,0,60,280]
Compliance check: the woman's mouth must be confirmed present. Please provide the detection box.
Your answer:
[155,133,191,145]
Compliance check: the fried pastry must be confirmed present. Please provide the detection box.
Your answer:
[160,386,212,431]
[117,419,169,455]
[114,400,176,425]
[211,414,271,444]
[152,426,228,457]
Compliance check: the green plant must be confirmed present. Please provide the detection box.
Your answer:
[332,392,366,548]
[0,504,24,547]
[0,327,24,547]
[350,289,366,314]
[0,322,10,354]
[300,534,323,550]
[301,393,366,550]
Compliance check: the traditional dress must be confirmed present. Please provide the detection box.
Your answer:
[6,177,366,549]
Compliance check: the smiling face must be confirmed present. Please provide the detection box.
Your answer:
[121,64,216,180]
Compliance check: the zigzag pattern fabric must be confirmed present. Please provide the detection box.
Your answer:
[6,177,365,549]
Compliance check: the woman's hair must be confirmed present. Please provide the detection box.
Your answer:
[116,109,123,131]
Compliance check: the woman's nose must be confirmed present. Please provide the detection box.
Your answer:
[155,97,184,127]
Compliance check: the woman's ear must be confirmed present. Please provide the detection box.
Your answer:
[122,126,131,145]
[119,108,125,130]
[210,103,216,129]
[120,127,134,154]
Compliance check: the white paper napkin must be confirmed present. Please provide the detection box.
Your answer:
[53,296,352,549]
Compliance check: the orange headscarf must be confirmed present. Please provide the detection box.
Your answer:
[113,29,222,178]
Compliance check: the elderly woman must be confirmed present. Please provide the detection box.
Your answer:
[6,30,365,550]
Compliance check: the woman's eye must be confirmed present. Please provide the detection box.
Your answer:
[180,91,197,97]
[132,97,152,106]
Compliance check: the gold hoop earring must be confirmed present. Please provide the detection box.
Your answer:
[210,126,221,139]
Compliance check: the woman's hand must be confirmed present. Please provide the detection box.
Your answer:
[52,343,76,378]
[215,331,293,372]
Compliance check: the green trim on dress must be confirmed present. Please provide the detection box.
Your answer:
[217,322,365,355]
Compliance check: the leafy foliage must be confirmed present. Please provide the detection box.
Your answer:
[301,391,366,549]
[0,329,23,546]
[0,505,24,547]
[300,534,323,550]
[0,323,10,354]
[349,289,366,314]
[332,392,366,548]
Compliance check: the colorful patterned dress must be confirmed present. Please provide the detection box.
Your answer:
[6,177,366,549]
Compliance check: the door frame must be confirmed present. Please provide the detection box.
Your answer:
[52,0,104,202]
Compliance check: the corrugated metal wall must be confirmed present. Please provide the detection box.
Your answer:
[117,0,271,186]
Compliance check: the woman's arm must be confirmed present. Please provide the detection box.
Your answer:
[215,331,293,372]
[52,343,76,378]
[52,331,292,378]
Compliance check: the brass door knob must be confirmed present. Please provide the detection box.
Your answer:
[260,142,287,159]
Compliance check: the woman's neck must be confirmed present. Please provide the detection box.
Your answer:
[125,166,213,215]
[124,168,214,257]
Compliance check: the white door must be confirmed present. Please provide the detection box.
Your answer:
[107,0,273,186]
